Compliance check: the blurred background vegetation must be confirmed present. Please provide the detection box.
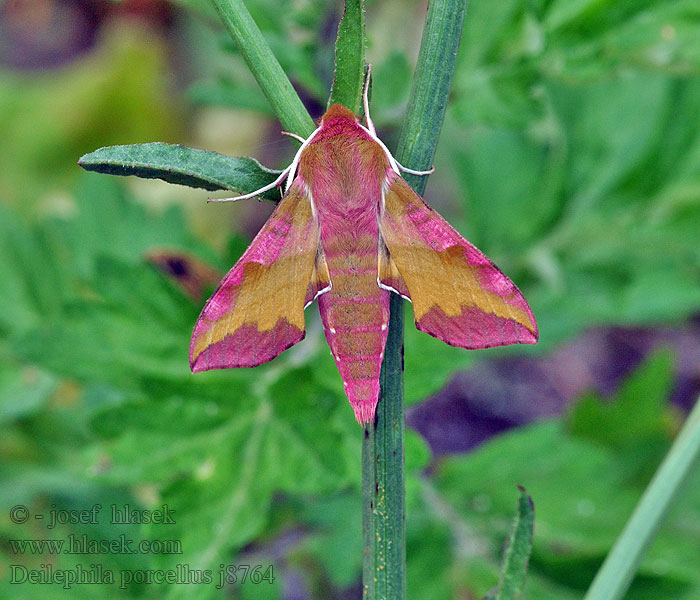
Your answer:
[1,0,699,598]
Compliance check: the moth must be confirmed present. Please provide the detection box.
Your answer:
[190,78,538,424]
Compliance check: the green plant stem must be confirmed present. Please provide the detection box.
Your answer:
[362,1,468,599]
[395,0,468,186]
[584,396,700,600]
[210,0,315,137]
[362,292,405,599]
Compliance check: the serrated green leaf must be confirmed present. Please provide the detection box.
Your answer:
[13,256,197,386]
[567,349,676,451]
[144,392,358,600]
[0,205,73,333]
[79,142,282,200]
[0,365,56,424]
[65,172,216,276]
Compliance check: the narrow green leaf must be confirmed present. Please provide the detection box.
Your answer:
[584,396,700,600]
[487,486,534,600]
[328,0,366,113]
[78,143,282,200]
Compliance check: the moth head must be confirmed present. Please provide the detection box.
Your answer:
[321,104,359,125]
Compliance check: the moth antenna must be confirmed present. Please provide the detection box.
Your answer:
[363,64,376,137]
[281,131,306,143]
[396,162,435,176]
[207,166,290,203]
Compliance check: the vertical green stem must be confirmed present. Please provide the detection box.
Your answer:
[210,0,315,137]
[362,1,468,599]
[583,397,700,600]
[363,293,406,599]
[395,0,469,188]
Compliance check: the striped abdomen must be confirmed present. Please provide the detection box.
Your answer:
[317,230,390,424]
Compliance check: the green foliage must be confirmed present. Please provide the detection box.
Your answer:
[440,0,700,360]
[370,50,413,126]
[484,487,535,600]
[567,349,676,453]
[179,0,329,115]
[431,421,700,599]
[583,397,700,600]
[0,175,360,600]
[79,143,282,199]
[0,25,182,210]
[2,132,698,600]
[328,0,366,113]
[2,1,700,599]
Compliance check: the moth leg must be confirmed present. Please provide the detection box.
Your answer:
[395,162,435,177]
[208,166,291,203]
[377,238,411,301]
[281,131,306,144]
[305,247,332,308]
